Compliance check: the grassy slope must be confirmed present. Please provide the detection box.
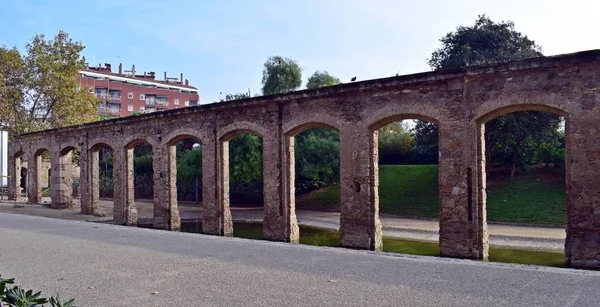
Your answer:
[230,222,564,268]
[296,165,566,225]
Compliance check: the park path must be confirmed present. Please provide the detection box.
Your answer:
[0,213,599,307]
[0,198,565,251]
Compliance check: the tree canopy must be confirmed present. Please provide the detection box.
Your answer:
[0,31,98,136]
[261,56,302,95]
[306,71,340,89]
[428,15,542,70]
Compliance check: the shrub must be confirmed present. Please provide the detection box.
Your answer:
[0,274,75,307]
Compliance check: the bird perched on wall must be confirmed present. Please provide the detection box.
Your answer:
[351,76,357,82]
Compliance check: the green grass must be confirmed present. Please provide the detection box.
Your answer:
[295,185,340,211]
[378,165,439,217]
[487,172,566,225]
[219,222,564,268]
[296,165,567,225]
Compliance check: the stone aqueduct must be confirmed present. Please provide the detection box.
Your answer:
[7,50,600,269]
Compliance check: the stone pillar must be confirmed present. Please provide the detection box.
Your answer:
[116,147,137,225]
[438,120,487,260]
[87,149,100,215]
[339,126,382,251]
[154,143,180,230]
[79,147,92,214]
[8,153,22,201]
[565,116,600,270]
[28,153,43,204]
[201,137,222,235]
[214,138,233,236]
[280,135,300,243]
[111,148,126,224]
[50,151,74,209]
[262,111,298,243]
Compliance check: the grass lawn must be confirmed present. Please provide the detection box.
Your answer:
[296,165,566,225]
[225,222,564,268]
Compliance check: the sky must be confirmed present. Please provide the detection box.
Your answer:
[1,0,599,103]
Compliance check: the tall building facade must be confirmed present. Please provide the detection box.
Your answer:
[79,63,200,117]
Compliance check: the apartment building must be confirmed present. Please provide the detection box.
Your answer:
[79,63,200,117]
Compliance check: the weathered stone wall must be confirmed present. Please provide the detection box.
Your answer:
[7,50,600,269]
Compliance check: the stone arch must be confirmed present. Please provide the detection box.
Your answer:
[59,144,81,156]
[13,150,25,159]
[163,131,204,231]
[89,138,117,151]
[10,150,27,201]
[368,113,441,130]
[473,92,570,124]
[28,147,51,204]
[88,139,116,215]
[34,147,51,157]
[366,112,443,252]
[165,129,204,146]
[124,137,155,150]
[364,101,447,131]
[217,121,267,142]
[216,121,268,238]
[283,115,342,137]
[282,119,342,245]
[473,101,570,263]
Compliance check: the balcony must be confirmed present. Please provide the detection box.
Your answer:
[145,96,157,106]
[108,92,121,101]
[156,97,169,108]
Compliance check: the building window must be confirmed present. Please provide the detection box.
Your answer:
[140,106,145,112]
[139,94,145,100]
[184,100,190,107]
[128,105,133,112]
[174,98,179,106]
[128,92,134,99]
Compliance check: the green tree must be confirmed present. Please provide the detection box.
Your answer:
[0,31,99,136]
[487,111,562,176]
[306,71,340,89]
[428,15,541,70]
[425,15,561,175]
[295,128,340,190]
[412,120,439,164]
[229,133,262,184]
[378,122,416,164]
[222,91,251,102]
[261,56,302,95]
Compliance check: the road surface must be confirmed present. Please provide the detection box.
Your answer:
[0,213,598,307]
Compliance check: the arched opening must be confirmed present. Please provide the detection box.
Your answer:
[90,143,114,215]
[167,135,202,231]
[220,131,263,237]
[478,106,566,264]
[371,115,440,252]
[12,151,26,201]
[124,139,153,226]
[289,123,340,244]
[31,148,51,204]
[54,146,81,209]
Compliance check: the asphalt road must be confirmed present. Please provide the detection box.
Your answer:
[0,213,598,307]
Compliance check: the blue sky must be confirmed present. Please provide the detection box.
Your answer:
[1,0,598,103]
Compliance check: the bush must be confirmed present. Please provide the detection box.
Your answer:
[295,128,340,193]
[0,274,75,307]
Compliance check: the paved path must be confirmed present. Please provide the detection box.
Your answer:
[0,213,598,307]
[0,199,565,251]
